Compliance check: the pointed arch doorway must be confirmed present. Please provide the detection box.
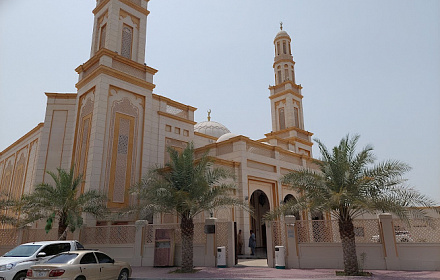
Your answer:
[249,189,270,258]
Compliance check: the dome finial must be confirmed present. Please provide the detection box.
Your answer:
[207,109,211,121]
[280,21,283,30]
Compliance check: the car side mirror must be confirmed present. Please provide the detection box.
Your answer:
[36,252,47,258]
[111,259,115,264]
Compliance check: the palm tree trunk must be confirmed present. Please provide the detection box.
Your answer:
[58,214,68,241]
[180,214,194,272]
[338,217,358,275]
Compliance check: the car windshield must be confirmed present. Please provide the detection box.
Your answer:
[3,245,42,257]
[46,253,78,264]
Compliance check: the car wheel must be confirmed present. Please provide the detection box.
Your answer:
[118,269,129,280]
[75,276,86,280]
[13,271,27,280]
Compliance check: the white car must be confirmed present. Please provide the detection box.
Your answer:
[371,230,414,243]
[25,250,131,280]
[0,240,84,280]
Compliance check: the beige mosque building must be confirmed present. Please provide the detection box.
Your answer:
[0,0,319,249]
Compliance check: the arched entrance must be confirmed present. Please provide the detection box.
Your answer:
[250,190,270,254]
[283,194,300,220]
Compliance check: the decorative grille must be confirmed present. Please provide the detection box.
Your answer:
[247,144,275,158]
[121,25,133,59]
[80,225,135,244]
[0,229,19,246]
[296,219,380,243]
[216,222,229,263]
[392,218,440,243]
[166,105,188,119]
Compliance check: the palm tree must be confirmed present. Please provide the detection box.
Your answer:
[0,193,16,225]
[267,135,437,275]
[19,167,107,240]
[130,142,250,272]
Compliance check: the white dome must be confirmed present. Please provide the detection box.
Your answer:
[216,133,238,143]
[194,121,230,138]
[275,30,290,40]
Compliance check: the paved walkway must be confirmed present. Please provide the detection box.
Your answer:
[130,259,440,280]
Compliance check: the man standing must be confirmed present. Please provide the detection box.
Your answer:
[248,230,256,256]
[237,229,244,255]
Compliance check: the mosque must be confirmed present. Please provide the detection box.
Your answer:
[0,0,320,250]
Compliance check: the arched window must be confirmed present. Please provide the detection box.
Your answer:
[278,108,285,130]
[294,107,299,128]
[99,24,106,49]
[277,42,280,55]
[121,25,133,59]
[283,41,286,54]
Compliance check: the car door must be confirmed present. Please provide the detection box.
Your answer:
[95,252,119,280]
[36,243,71,263]
[79,252,101,279]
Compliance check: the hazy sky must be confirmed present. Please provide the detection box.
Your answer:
[0,1,439,202]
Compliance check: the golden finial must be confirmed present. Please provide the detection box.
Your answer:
[207,109,211,121]
[280,22,283,30]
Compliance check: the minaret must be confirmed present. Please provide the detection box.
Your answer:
[73,0,157,211]
[267,24,313,156]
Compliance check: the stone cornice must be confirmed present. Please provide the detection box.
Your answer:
[157,111,197,125]
[45,92,77,99]
[153,94,197,112]
[75,64,156,90]
[0,123,44,156]
[75,48,157,76]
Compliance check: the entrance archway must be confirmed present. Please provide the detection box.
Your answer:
[283,194,300,220]
[250,190,270,252]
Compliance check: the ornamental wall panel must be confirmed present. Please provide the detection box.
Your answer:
[43,110,68,181]
[74,91,95,193]
[23,140,39,194]
[105,86,144,208]
[0,156,15,196]
[10,148,28,200]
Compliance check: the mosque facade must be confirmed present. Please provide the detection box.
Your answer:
[0,0,319,250]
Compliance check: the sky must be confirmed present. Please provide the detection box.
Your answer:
[0,1,439,202]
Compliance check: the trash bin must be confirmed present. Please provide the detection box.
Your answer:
[217,246,226,267]
[275,246,285,269]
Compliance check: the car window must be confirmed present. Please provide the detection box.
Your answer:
[95,252,113,263]
[80,253,97,264]
[3,245,41,257]
[46,253,78,264]
[76,242,84,249]
[40,243,71,256]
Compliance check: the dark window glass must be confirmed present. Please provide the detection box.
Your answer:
[40,243,71,256]
[95,252,113,263]
[47,253,78,264]
[80,253,97,264]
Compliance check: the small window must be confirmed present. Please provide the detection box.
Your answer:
[76,242,84,249]
[121,24,133,59]
[95,252,113,263]
[99,24,106,49]
[174,127,180,134]
[277,71,282,84]
[277,42,280,55]
[279,108,286,130]
[294,107,299,128]
[283,41,286,54]
[165,125,172,132]
[183,130,189,137]
[80,253,97,264]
